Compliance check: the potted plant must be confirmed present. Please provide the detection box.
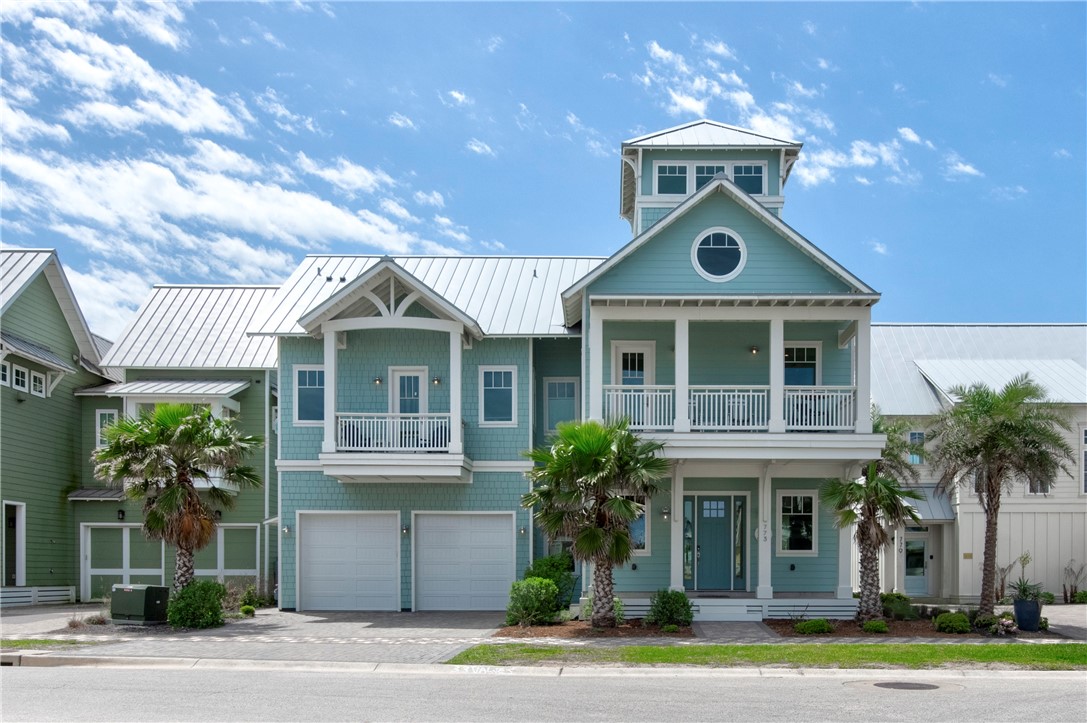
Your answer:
[1009,577,1043,631]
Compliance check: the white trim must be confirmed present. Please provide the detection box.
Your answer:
[651,159,768,197]
[776,490,819,557]
[679,490,752,592]
[29,370,46,397]
[0,360,9,387]
[390,366,429,415]
[193,523,260,582]
[784,340,823,385]
[3,501,26,587]
[79,523,166,601]
[410,510,517,611]
[478,365,517,427]
[690,226,748,283]
[908,430,926,466]
[11,364,28,392]
[610,341,656,386]
[472,460,534,472]
[323,315,465,335]
[95,409,118,448]
[543,376,580,432]
[1080,426,1087,497]
[624,495,651,556]
[292,364,325,426]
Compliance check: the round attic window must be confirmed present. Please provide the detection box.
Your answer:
[691,228,747,282]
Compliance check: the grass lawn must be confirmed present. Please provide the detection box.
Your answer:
[449,643,1087,670]
[0,639,91,650]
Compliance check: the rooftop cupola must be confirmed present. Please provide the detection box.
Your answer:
[619,119,802,234]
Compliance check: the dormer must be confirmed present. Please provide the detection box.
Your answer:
[620,120,802,235]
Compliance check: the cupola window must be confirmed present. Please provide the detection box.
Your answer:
[656,165,688,194]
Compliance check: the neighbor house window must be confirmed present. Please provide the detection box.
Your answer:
[695,164,728,190]
[480,366,516,426]
[96,410,118,448]
[656,165,688,194]
[778,491,818,555]
[624,495,650,555]
[30,371,46,397]
[544,378,579,432]
[294,366,324,424]
[733,164,765,194]
[909,431,925,465]
[784,345,819,385]
[1027,477,1051,495]
[0,361,9,386]
[11,365,28,392]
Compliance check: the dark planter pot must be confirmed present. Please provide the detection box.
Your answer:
[1013,599,1042,631]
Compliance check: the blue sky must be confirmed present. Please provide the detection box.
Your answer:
[2,1,1084,338]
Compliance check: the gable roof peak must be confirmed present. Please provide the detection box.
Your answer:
[623,119,802,149]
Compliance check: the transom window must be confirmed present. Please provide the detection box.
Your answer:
[656,165,688,194]
[909,431,925,465]
[480,366,516,426]
[691,228,747,282]
[294,366,324,424]
[778,491,818,555]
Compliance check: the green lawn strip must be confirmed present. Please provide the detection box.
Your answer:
[0,638,91,650]
[449,643,1087,670]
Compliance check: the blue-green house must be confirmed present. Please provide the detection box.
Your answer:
[254,120,887,619]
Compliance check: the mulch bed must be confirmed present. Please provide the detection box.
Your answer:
[496,618,694,638]
[763,618,1062,639]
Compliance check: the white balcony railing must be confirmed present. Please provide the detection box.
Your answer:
[689,386,770,431]
[602,385,675,431]
[784,386,856,431]
[336,413,451,452]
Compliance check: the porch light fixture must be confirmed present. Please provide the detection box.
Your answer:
[373,376,383,385]
[660,507,671,521]
[432,376,441,386]
[750,345,759,355]
[519,526,527,535]
[117,509,125,521]
[214,510,222,521]
[282,525,290,536]
[401,523,411,535]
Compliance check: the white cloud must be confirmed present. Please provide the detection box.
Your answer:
[789,81,819,98]
[987,73,1008,88]
[465,138,495,156]
[666,89,707,117]
[702,39,736,60]
[433,214,470,244]
[647,40,690,75]
[388,112,416,130]
[854,175,872,186]
[185,139,261,176]
[602,72,621,81]
[255,88,317,134]
[67,262,156,339]
[990,185,1028,201]
[0,97,71,143]
[868,240,889,256]
[413,190,444,208]
[1053,148,1072,159]
[296,152,394,195]
[379,198,419,223]
[802,20,817,35]
[718,71,746,88]
[485,35,503,53]
[565,112,611,158]
[816,58,835,71]
[479,240,506,251]
[444,89,473,106]
[110,0,188,50]
[944,153,984,178]
[897,127,921,144]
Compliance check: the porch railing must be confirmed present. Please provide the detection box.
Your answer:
[689,386,770,431]
[602,385,675,431]
[336,413,452,452]
[784,386,856,431]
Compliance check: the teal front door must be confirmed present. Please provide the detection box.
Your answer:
[683,495,747,591]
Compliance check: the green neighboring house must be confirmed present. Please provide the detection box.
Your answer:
[1,249,118,605]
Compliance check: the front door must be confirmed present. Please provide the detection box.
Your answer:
[611,342,655,427]
[683,495,747,591]
[390,368,427,448]
[904,538,928,596]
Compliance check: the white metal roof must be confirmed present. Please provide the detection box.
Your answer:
[915,358,1087,405]
[76,380,251,397]
[102,286,279,369]
[623,120,801,149]
[909,486,956,522]
[0,331,78,373]
[250,256,605,337]
[871,324,1087,415]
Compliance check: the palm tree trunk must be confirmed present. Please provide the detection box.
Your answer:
[857,541,882,621]
[979,497,1001,616]
[173,545,195,591]
[590,556,617,628]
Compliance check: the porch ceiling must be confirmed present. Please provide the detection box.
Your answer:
[650,432,886,462]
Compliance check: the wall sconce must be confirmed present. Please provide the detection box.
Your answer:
[214,510,222,521]
[749,345,759,355]
[282,525,290,536]
[519,526,527,536]
[117,509,125,521]
[373,376,383,385]
[432,376,441,386]
[401,523,410,535]
[660,507,671,521]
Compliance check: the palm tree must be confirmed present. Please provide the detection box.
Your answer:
[927,374,1073,615]
[523,419,671,627]
[93,404,262,591]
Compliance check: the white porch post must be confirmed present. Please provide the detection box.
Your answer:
[673,319,690,432]
[669,466,684,591]
[589,308,604,421]
[768,317,785,433]
[854,313,873,434]
[837,524,853,599]
[448,330,463,454]
[757,466,774,598]
[321,328,337,453]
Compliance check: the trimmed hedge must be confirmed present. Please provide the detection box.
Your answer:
[646,589,694,627]
[934,612,971,634]
[795,618,834,635]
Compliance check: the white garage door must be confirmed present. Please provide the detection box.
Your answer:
[299,513,400,611]
[414,513,515,611]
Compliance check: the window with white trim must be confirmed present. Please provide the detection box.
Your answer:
[30,371,46,398]
[96,409,118,448]
[624,495,650,555]
[695,164,728,190]
[691,228,747,282]
[778,491,818,555]
[544,377,579,432]
[294,366,324,425]
[480,366,516,426]
[12,365,28,392]
[733,164,765,194]
[908,431,925,465]
[0,361,9,386]
[1027,477,1051,495]
[656,165,688,194]
[652,161,769,196]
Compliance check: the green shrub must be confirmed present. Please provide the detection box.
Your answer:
[933,612,971,634]
[613,596,625,626]
[1037,591,1055,605]
[974,613,998,631]
[795,618,834,635]
[240,605,256,617]
[880,592,910,606]
[884,598,918,621]
[1039,616,1049,631]
[1075,590,1087,604]
[646,589,694,627]
[661,624,680,633]
[862,620,889,634]
[580,593,626,625]
[506,577,558,626]
[168,580,227,629]
[240,584,268,609]
[523,554,577,612]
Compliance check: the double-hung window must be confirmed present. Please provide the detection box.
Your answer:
[294,366,324,425]
[11,365,28,392]
[544,378,579,432]
[480,366,516,427]
[784,345,819,385]
[908,431,925,465]
[778,491,818,555]
[96,410,118,448]
[733,164,765,194]
[30,371,46,398]
[0,361,9,386]
[624,495,650,555]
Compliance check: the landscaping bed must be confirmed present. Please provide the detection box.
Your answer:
[763,618,1063,639]
[496,618,694,639]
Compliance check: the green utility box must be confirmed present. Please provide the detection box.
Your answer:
[110,584,169,625]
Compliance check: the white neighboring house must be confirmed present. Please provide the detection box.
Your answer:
[869,323,1087,602]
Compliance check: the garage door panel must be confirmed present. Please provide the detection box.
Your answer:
[415,514,514,611]
[299,514,399,611]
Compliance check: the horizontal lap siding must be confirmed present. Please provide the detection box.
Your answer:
[782,322,852,385]
[771,478,838,593]
[689,322,771,386]
[462,338,530,461]
[602,321,675,385]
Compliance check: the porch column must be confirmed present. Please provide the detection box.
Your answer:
[321,328,337,454]
[673,319,690,432]
[757,466,774,598]
[854,314,873,433]
[768,318,785,433]
[669,467,684,591]
[837,524,853,599]
[448,330,463,454]
[588,309,604,421]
